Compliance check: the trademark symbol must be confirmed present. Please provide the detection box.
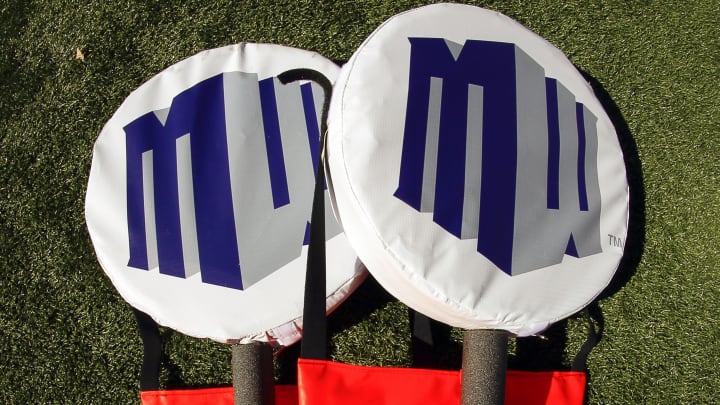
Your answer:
[608,234,624,249]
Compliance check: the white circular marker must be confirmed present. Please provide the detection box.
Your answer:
[326,4,629,336]
[86,43,364,344]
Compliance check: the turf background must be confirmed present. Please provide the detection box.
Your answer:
[0,1,717,403]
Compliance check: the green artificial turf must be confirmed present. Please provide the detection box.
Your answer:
[0,0,718,403]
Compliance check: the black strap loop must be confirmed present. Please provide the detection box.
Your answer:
[410,309,440,368]
[277,68,333,361]
[132,307,162,391]
[571,302,602,372]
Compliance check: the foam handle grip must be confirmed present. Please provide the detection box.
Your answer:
[232,342,275,405]
[461,329,508,405]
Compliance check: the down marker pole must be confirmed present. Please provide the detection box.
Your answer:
[461,329,508,405]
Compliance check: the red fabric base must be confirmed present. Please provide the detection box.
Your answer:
[140,385,298,405]
[297,358,586,405]
[140,359,586,405]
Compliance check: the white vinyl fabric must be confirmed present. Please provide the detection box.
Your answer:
[326,4,629,336]
[86,43,364,345]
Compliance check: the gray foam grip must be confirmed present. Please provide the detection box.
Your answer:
[231,342,275,405]
[461,329,508,405]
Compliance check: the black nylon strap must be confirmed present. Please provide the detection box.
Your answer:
[132,307,162,391]
[411,310,435,346]
[277,69,333,361]
[571,302,602,372]
[410,309,438,368]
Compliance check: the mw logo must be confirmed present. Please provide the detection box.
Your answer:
[125,72,339,290]
[394,38,602,276]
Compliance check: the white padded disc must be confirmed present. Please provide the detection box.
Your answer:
[326,4,628,336]
[86,43,364,344]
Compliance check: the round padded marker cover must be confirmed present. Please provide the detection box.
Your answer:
[86,44,364,344]
[326,4,628,336]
